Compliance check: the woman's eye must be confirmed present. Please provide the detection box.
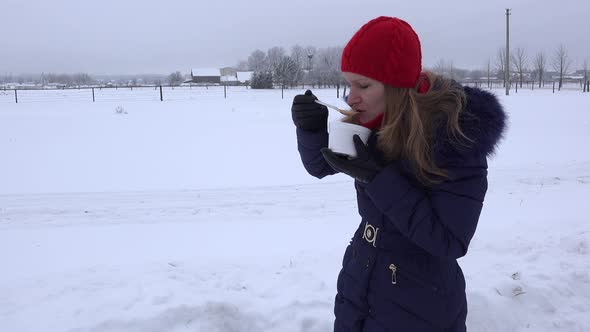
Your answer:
[360,84,369,89]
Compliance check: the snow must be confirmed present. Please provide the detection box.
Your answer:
[191,68,220,77]
[237,71,254,83]
[0,87,589,331]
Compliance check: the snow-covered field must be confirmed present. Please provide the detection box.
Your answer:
[1,87,589,332]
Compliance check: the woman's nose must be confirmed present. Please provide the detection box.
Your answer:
[347,90,360,106]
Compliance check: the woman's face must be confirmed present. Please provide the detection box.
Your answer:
[343,72,386,123]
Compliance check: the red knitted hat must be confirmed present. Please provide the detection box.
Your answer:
[341,16,422,88]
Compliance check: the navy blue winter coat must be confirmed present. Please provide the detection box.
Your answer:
[295,86,506,332]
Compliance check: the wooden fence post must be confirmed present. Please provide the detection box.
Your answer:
[92,88,95,102]
[159,85,163,101]
[14,89,18,103]
[224,85,227,99]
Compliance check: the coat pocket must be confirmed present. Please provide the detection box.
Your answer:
[369,257,453,329]
[387,262,441,293]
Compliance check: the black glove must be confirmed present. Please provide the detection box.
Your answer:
[321,135,383,183]
[291,90,329,131]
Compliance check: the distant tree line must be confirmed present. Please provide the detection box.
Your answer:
[481,44,586,90]
[0,72,96,86]
[0,72,182,87]
[237,45,346,89]
[2,43,587,91]
[238,43,588,90]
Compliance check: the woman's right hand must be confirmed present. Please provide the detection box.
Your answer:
[291,90,328,131]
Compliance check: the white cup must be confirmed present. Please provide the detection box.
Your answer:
[328,121,372,158]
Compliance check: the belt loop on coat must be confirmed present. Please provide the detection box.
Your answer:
[361,221,379,248]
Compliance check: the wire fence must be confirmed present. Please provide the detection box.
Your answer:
[1,80,588,104]
[0,85,344,104]
[460,79,590,93]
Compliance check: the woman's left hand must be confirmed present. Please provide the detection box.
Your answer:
[321,135,383,183]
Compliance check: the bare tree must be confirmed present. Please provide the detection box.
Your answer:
[304,46,317,72]
[290,45,306,84]
[583,59,589,92]
[534,51,547,88]
[433,59,455,79]
[313,46,344,87]
[266,46,286,73]
[511,47,527,88]
[139,74,165,85]
[496,48,507,87]
[235,60,249,71]
[433,59,447,77]
[45,73,73,86]
[247,50,267,72]
[167,71,184,86]
[552,44,572,89]
[469,69,484,81]
[583,59,588,83]
[486,58,492,88]
[290,45,306,69]
[72,73,93,86]
[274,56,300,86]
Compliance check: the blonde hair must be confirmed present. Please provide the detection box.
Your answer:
[344,72,470,185]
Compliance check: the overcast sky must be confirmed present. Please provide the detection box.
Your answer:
[2,0,588,75]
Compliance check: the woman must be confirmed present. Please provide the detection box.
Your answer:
[291,17,506,331]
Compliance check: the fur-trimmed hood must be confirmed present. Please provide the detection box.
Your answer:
[432,86,507,159]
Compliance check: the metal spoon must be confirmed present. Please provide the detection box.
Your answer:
[314,99,358,116]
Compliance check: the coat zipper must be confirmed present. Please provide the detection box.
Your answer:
[388,264,397,284]
[389,262,439,292]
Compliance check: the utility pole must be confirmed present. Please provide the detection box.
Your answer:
[505,8,511,96]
